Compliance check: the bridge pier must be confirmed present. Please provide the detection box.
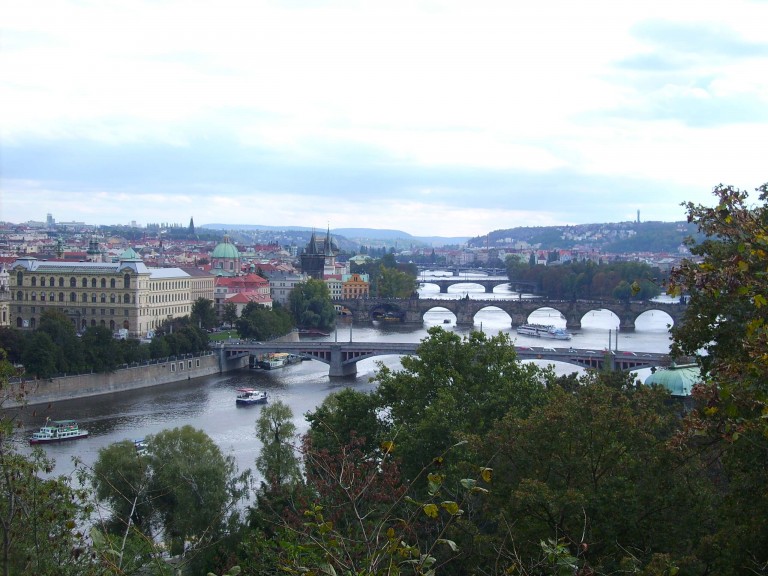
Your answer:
[565,312,582,331]
[328,345,357,378]
[619,314,636,332]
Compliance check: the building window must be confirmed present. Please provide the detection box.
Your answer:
[70,277,76,287]
[40,292,46,301]
[15,291,22,301]
[41,277,47,287]
[110,308,115,315]
[91,278,97,288]
[16,272,23,286]
[124,274,131,289]
[110,294,116,303]
[124,294,130,304]
[59,292,64,302]
[50,292,54,301]
[31,277,37,287]
[110,278,116,288]
[101,278,107,288]
[70,292,76,302]
[101,293,106,303]
[81,278,88,288]
[101,309,105,315]
[171,364,176,372]
[92,294,96,302]
[82,293,88,302]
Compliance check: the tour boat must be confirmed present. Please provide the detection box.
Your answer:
[516,323,572,340]
[29,419,89,444]
[236,388,268,405]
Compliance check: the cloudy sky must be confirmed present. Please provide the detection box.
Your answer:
[2,0,767,237]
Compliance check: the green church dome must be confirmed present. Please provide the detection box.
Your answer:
[211,235,239,259]
[120,247,140,260]
[644,364,700,397]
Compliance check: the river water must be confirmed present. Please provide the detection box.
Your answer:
[10,275,677,480]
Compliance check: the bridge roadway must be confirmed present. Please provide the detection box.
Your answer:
[219,340,671,378]
[336,297,686,331]
[420,276,518,294]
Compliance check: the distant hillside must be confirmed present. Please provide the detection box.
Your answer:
[202,224,468,248]
[469,221,703,253]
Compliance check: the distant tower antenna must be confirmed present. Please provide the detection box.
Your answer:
[637,210,640,223]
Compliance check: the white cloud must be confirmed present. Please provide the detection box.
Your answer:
[2,0,767,236]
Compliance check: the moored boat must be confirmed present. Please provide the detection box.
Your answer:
[236,388,268,405]
[257,353,289,369]
[29,419,89,444]
[516,323,572,340]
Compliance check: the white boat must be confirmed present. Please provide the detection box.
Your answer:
[29,419,89,444]
[236,388,268,405]
[516,323,572,340]
[134,439,148,455]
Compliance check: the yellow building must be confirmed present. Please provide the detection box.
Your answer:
[342,273,370,299]
[10,256,194,337]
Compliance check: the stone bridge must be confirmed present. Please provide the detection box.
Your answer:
[336,297,686,331]
[421,276,540,294]
[420,276,514,293]
[219,341,672,378]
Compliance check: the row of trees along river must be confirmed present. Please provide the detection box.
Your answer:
[3,183,768,574]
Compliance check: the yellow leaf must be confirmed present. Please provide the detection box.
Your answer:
[480,467,493,483]
[440,501,460,515]
[423,503,439,519]
[380,441,395,453]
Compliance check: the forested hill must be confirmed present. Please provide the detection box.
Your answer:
[469,221,703,253]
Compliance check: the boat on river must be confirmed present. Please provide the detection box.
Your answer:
[29,419,89,444]
[236,388,268,405]
[516,323,572,340]
[257,353,289,370]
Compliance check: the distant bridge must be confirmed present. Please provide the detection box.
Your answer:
[335,297,686,331]
[420,276,532,294]
[219,340,672,378]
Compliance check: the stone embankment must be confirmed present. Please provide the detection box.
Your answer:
[9,352,231,408]
[7,331,300,408]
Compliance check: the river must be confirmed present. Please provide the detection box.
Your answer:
[10,276,677,480]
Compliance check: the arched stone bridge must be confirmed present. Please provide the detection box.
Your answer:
[420,276,514,293]
[219,340,673,378]
[337,297,686,331]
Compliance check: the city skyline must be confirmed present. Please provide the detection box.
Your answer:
[2,1,767,237]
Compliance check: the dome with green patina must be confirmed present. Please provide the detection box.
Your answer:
[644,364,700,397]
[211,235,239,259]
[120,247,141,260]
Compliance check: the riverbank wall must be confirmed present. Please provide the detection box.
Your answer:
[10,352,238,408]
[7,331,300,408]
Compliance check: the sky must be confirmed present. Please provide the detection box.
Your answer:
[1,0,767,238]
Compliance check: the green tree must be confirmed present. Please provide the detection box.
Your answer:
[80,325,122,372]
[306,388,383,455]
[236,302,293,341]
[288,279,335,331]
[21,331,58,378]
[37,309,85,374]
[190,297,217,331]
[254,401,301,488]
[373,327,549,481]
[222,302,238,327]
[474,380,712,574]
[668,182,768,571]
[377,265,418,298]
[0,354,94,576]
